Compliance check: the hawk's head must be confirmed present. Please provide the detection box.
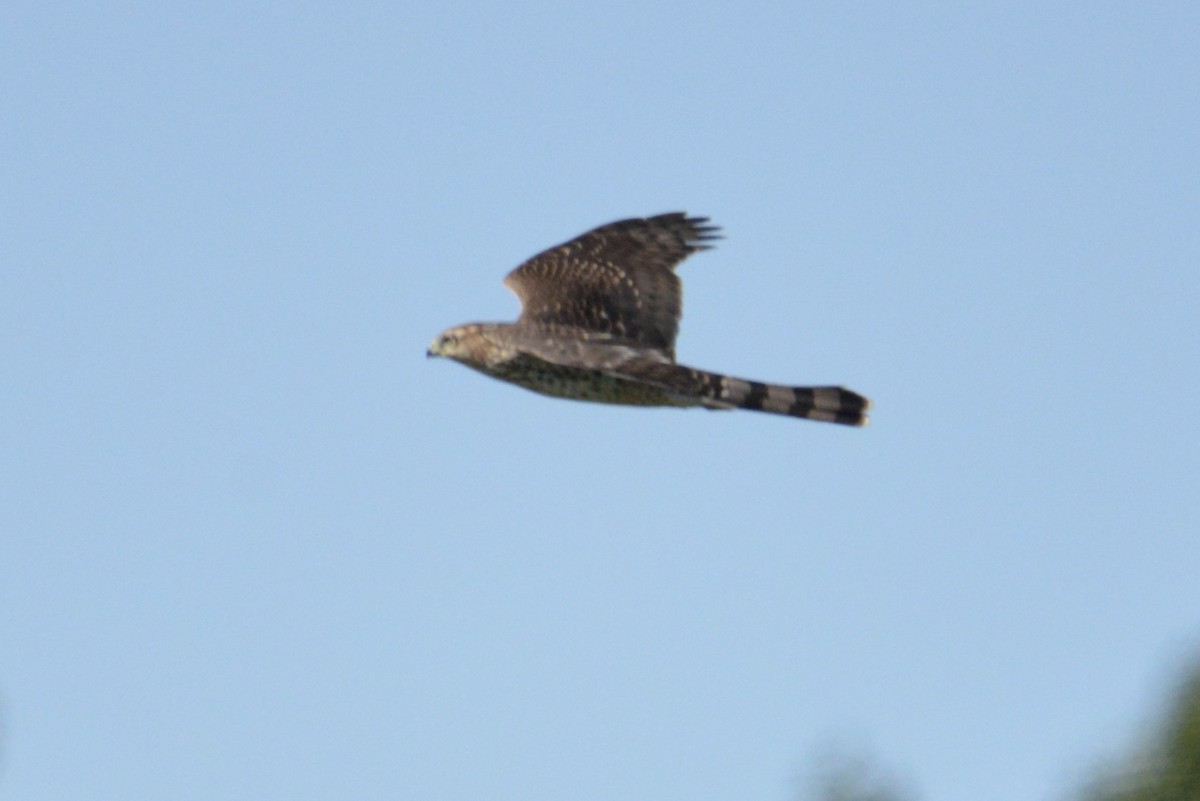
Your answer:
[426,324,507,367]
[427,326,470,360]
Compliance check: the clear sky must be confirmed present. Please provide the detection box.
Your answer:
[2,3,1198,800]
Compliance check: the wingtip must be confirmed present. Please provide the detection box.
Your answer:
[683,214,723,248]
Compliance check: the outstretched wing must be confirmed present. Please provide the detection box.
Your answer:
[503,213,720,357]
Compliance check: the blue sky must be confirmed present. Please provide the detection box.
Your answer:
[2,3,1198,800]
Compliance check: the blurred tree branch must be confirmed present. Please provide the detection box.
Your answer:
[1082,663,1200,801]
[798,659,1200,801]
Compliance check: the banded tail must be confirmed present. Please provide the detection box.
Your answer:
[701,372,870,425]
[619,360,871,426]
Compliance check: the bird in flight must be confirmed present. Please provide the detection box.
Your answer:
[427,213,871,425]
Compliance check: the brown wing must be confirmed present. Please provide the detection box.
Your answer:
[503,213,720,357]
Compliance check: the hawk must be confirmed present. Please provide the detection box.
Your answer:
[427,213,871,425]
